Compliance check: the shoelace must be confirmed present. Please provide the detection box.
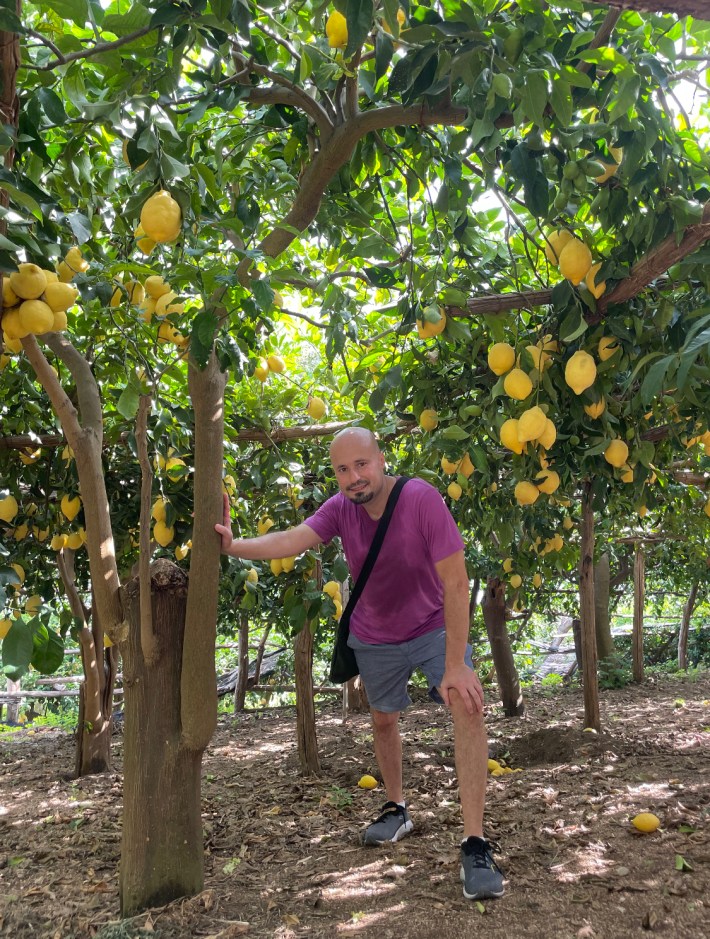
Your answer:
[462,837,504,873]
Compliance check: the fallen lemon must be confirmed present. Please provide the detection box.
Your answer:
[631,812,660,833]
[358,774,378,790]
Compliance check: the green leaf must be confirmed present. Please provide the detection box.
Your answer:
[44,0,89,28]
[31,623,64,674]
[675,854,693,872]
[550,78,573,127]
[441,425,470,441]
[345,0,375,59]
[333,557,349,582]
[252,278,274,311]
[117,384,140,420]
[375,31,394,81]
[559,309,588,343]
[639,355,675,404]
[66,211,92,244]
[2,618,33,682]
[0,182,41,219]
[38,88,68,126]
[520,70,548,126]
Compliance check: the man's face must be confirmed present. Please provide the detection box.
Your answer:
[330,435,386,505]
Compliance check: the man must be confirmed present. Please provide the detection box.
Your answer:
[215,427,504,900]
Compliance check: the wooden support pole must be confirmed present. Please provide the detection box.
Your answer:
[580,484,600,731]
[633,545,646,683]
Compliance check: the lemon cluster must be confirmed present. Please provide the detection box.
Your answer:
[323,579,343,620]
[253,353,286,381]
[545,229,606,298]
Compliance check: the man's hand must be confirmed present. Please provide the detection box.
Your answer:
[214,492,234,554]
[439,662,484,715]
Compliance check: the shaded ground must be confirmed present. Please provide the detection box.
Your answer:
[1,674,710,939]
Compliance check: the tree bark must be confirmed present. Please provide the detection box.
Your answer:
[345,676,369,713]
[633,545,646,683]
[120,560,203,917]
[678,581,699,671]
[594,553,616,662]
[580,485,600,730]
[481,577,524,717]
[294,623,320,775]
[234,614,249,712]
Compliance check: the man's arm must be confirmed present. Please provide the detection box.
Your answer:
[215,493,323,559]
[435,549,484,715]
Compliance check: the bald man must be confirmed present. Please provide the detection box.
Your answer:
[215,428,504,900]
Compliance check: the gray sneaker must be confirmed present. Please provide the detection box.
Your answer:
[361,801,413,846]
[460,836,505,900]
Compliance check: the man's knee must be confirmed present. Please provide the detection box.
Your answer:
[370,708,400,732]
[448,691,486,730]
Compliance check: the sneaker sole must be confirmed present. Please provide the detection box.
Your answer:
[362,820,414,846]
[460,867,505,900]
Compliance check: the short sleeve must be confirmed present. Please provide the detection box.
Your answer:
[304,495,343,545]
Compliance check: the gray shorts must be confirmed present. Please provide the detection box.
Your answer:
[347,627,474,713]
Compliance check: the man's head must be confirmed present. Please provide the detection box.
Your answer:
[329,428,386,505]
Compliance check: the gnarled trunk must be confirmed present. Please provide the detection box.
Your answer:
[481,577,524,717]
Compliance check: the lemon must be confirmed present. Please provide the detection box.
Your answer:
[165,457,187,480]
[417,308,446,339]
[487,758,502,772]
[538,418,557,450]
[502,558,513,573]
[50,533,68,551]
[515,480,539,505]
[517,406,547,443]
[447,481,462,501]
[323,580,340,599]
[459,453,474,478]
[44,281,78,313]
[257,516,274,536]
[631,812,660,833]
[638,505,648,517]
[326,10,348,49]
[254,358,269,381]
[558,238,593,285]
[4,335,22,353]
[526,343,551,372]
[598,336,619,361]
[281,556,296,573]
[140,190,182,243]
[503,368,533,401]
[0,617,12,639]
[58,247,89,282]
[704,499,710,518]
[509,573,522,589]
[144,275,171,299]
[267,354,285,373]
[604,438,629,468]
[565,350,597,395]
[357,774,378,789]
[153,520,174,547]
[487,342,516,376]
[19,447,41,465]
[13,522,29,540]
[151,497,168,522]
[544,229,573,265]
[270,558,283,576]
[584,399,606,419]
[595,146,623,184]
[562,516,574,530]
[532,572,542,588]
[175,542,190,561]
[0,493,19,523]
[441,456,459,474]
[1,307,29,340]
[307,396,326,419]
[419,408,439,431]
[585,263,606,299]
[500,419,525,454]
[9,263,47,300]
[52,310,68,331]
[19,299,55,335]
[60,494,82,521]
[536,469,560,494]
[2,278,18,306]
[65,531,84,550]
[246,567,259,585]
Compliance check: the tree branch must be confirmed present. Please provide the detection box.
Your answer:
[23,25,157,72]
[136,395,158,667]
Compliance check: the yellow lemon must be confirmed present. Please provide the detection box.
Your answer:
[175,542,190,561]
[532,572,542,588]
[558,238,593,285]
[151,498,168,522]
[441,456,460,474]
[517,406,547,443]
[417,309,446,339]
[9,263,47,300]
[19,299,55,335]
[704,499,710,518]
[267,354,286,373]
[598,336,619,361]
[44,282,78,313]
[584,399,606,419]
[58,247,89,282]
[246,567,259,585]
[502,557,513,574]
[565,350,597,394]
[419,408,439,431]
[509,573,522,589]
[631,812,660,833]
[459,453,474,478]
[487,759,502,772]
[140,190,182,243]
[562,516,574,530]
[0,618,12,639]
[270,557,283,576]
[65,531,84,550]
[165,457,187,481]
[326,10,348,49]
[604,439,629,468]
[0,493,19,523]
[544,229,573,266]
[11,562,25,585]
[585,263,606,299]
[153,519,174,547]
[2,278,18,306]
[526,344,551,372]
[503,368,533,401]
[357,774,378,789]
[1,307,29,341]
[595,146,623,184]
[281,555,296,573]
[447,481,462,501]
[144,275,171,299]
[257,516,274,536]
[323,580,341,599]
[60,494,82,522]
[487,342,516,376]
[50,533,68,551]
[536,469,560,494]
[500,419,525,455]
[638,505,648,518]
[538,418,557,450]
[307,396,326,420]
[515,481,539,506]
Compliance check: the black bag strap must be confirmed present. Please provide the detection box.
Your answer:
[341,475,410,620]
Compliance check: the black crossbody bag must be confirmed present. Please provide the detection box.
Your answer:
[329,476,410,684]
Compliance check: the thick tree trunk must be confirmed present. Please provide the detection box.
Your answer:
[580,485,600,730]
[632,545,645,683]
[594,553,616,662]
[119,560,203,917]
[481,577,524,717]
[345,676,369,714]
[234,615,249,712]
[678,581,699,671]
[294,624,320,775]
[75,645,118,776]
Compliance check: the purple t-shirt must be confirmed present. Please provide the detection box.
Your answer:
[304,477,464,644]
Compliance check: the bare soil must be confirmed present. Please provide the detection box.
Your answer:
[1,674,709,939]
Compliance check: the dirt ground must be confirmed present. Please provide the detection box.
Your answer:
[1,673,709,939]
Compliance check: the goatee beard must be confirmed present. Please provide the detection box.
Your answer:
[349,490,374,504]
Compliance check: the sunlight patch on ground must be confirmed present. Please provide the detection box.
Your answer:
[320,858,398,902]
[337,902,407,932]
[550,840,614,882]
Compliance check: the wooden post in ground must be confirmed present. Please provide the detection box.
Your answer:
[632,544,645,683]
[580,484,600,731]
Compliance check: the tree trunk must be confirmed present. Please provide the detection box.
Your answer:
[345,676,369,713]
[234,614,249,712]
[678,581,699,671]
[572,618,583,672]
[294,623,320,775]
[252,623,272,685]
[75,645,118,776]
[632,545,645,683]
[119,560,203,917]
[580,485,600,730]
[594,553,616,662]
[481,577,524,717]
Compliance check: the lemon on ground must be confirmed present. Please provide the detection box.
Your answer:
[544,229,574,266]
[585,263,606,299]
[509,573,522,589]
[326,10,348,48]
[270,558,283,576]
[517,406,547,443]
[515,480,539,505]
[631,812,660,833]
[503,368,533,401]
[538,419,557,450]
[487,342,516,376]
[447,481,462,501]
[604,438,629,468]
[257,516,274,536]
[267,354,286,373]
[0,493,19,522]
[500,419,525,454]
[44,281,78,313]
[598,336,619,361]
[417,308,446,339]
[558,238,593,285]
[10,263,47,300]
[254,358,269,381]
[357,774,378,789]
[565,350,597,394]
[307,396,326,420]
[140,190,182,243]
[61,494,82,522]
[584,399,606,419]
[419,408,438,431]
[19,299,55,335]
[536,469,560,494]
[487,758,502,772]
